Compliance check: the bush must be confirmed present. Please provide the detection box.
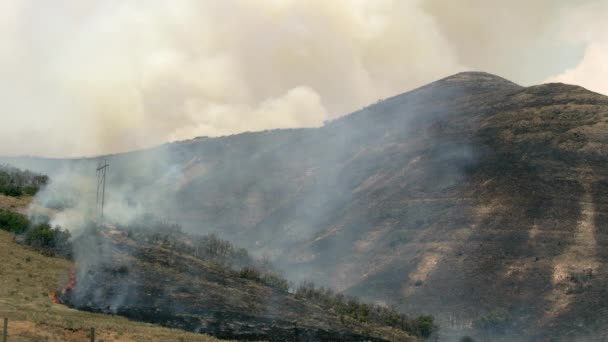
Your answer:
[1,185,22,197]
[240,267,290,292]
[294,281,436,338]
[261,272,290,292]
[414,315,437,338]
[24,223,71,255]
[0,210,30,233]
[239,266,261,281]
[0,209,71,257]
[460,336,475,342]
[0,164,48,197]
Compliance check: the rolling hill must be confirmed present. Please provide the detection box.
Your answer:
[5,71,608,341]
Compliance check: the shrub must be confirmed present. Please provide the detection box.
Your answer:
[23,222,71,256]
[240,267,289,292]
[414,315,437,338]
[0,164,48,197]
[260,272,290,292]
[294,281,436,338]
[240,266,261,281]
[0,210,30,233]
[460,336,475,342]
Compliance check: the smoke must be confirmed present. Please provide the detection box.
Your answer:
[0,0,461,157]
[543,1,608,96]
[420,0,591,85]
[24,150,174,238]
[2,0,606,157]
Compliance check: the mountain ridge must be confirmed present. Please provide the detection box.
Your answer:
[3,71,608,341]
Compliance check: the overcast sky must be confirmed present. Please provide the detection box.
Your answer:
[0,0,606,157]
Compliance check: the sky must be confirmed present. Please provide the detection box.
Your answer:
[0,0,606,157]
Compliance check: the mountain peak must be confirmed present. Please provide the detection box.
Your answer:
[434,71,522,90]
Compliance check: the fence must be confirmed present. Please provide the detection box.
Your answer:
[0,318,189,341]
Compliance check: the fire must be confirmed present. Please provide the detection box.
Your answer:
[64,267,76,291]
[49,267,76,304]
[49,290,59,303]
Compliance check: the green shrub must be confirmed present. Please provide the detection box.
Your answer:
[414,315,437,338]
[460,336,475,342]
[1,185,23,197]
[23,222,71,256]
[0,210,30,233]
[24,223,56,247]
[0,164,48,197]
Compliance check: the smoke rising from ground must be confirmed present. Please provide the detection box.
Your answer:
[1,0,606,157]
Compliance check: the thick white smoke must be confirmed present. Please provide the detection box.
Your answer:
[0,0,605,157]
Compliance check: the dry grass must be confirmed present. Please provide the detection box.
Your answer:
[0,230,223,342]
[0,194,33,212]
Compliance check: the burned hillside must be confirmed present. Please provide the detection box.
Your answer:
[52,221,429,341]
[5,71,608,340]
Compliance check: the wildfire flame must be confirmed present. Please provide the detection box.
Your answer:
[49,267,76,304]
[49,290,59,303]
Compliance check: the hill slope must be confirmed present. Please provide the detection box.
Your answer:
[56,224,419,341]
[0,230,221,342]
[5,71,608,340]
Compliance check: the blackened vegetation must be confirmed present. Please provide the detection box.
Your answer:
[126,215,255,269]
[0,164,48,197]
[58,220,424,341]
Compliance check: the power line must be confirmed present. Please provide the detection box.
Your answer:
[96,159,109,222]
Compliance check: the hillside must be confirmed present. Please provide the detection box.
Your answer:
[1,191,424,341]
[53,223,421,341]
[4,71,608,340]
[0,229,222,341]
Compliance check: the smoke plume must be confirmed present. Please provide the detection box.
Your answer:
[2,0,605,157]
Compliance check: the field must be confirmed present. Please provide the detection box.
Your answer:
[0,230,221,342]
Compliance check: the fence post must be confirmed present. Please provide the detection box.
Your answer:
[90,327,95,342]
[3,318,7,342]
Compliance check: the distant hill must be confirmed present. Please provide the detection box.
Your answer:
[5,71,608,340]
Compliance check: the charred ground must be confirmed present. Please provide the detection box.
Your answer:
[56,222,426,341]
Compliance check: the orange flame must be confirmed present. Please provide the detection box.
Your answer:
[64,268,76,292]
[49,290,59,303]
[50,266,77,303]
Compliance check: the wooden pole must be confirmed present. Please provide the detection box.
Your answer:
[90,327,95,342]
[2,318,7,342]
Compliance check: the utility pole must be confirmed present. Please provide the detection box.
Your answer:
[96,159,109,222]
